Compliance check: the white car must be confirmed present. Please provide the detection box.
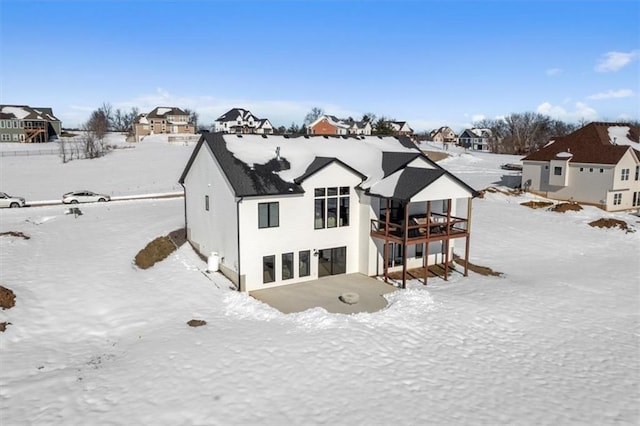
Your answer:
[0,192,26,208]
[62,190,110,204]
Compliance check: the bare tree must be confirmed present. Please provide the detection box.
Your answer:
[184,109,199,131]
[304,107,324,125]
[361,113,377,124]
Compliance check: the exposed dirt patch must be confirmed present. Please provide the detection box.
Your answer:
[0,322,9,332]
[479,186,523,198]
[589,218,634,233]
[187,319,207,327]
[551,203,583,213]
[0,285,16,309]
[135,236,177,269]
[422,150,450,162]
[521,200,554,209]
[0,231,30,240]
[388,263,456,280]
[453,255,503,277]
[168,228,187,247]
[134,229,188,270]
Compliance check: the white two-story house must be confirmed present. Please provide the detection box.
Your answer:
[214,108,274,134]
[179,133,478,292]
[522,122,640,212]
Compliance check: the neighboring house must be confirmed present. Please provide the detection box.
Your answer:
[430,126,458,144]
[308,115,372,136]
[0,105,61,143]
[308,115,351,135]
[459,128,491,151]
[214,108,274,134]
[179,133,478,292]
[389,121,414,136]
[522,122,640,212]
[133,107,194,142]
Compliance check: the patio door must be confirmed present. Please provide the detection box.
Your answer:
[318,246,346,278]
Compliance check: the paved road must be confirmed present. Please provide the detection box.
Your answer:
[10,192,184,209]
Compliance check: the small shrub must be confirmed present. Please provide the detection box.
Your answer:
[0,285,16,309]
[187,319,207,327]
[135,236,176,269]
[0,231,30,240]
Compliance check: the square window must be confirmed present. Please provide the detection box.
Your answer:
[579,167,583,172]
[327,187,338,196]
[600,169,604,173]
[589,168,594,172]
[613,193,622,205]
[340,186,349,195]
[554,167,562,176]
[314,188,325,197]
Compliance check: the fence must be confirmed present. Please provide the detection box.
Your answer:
[0,148,59,157]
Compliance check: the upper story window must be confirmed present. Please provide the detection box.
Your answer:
[314,187,350,229]
[554,167,562,176]
[635,166,640,181]
[621,168,630,181]
[258,202,279,228]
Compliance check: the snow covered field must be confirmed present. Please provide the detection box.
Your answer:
[1,137,638,425]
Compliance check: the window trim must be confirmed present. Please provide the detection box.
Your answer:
[282,252,293,280]
[299,250,310,277]
[263,255,275,283]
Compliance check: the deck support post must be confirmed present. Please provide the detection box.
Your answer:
[444,198,452,281]
[424,201,431,285]
[402,201,409,289]
[464,197,472,277]
[383,199,390,283]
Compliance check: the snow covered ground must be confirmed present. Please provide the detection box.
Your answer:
[1,137,638,425]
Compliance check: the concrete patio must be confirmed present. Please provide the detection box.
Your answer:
[250,273,398,314]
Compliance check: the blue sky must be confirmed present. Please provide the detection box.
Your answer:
[1,0,638,131]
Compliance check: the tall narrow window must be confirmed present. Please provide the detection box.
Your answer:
[205,195,209,211]
[282,253,293,280]
[635,166,640,181]
[263,255,275,283]
[554,167,562,176]
[299,250,310,277]
[633,191,640,207]
[314,186,350,229]
[415,243,423,258]
[258,202,279,228]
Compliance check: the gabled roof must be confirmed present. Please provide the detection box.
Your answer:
[522,122,640,165]
[180,133,478,201]
[366,168,446,201]
[0,105,60,121]
[147,107,188,118]
[294,157,366,184]
[216,108,256,123]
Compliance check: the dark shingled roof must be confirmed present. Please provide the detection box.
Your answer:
[522,122,640,164]
[381,152,421,177]
[180,133,479,200]
[147,107,188,118]
[382,168,446,201]
[180,133,303,197]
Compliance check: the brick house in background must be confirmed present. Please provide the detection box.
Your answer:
[0,105,61,143]
[133,107,194,142]
[308,115,372,136]
[214,108,274,134]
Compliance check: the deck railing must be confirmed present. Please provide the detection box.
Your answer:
[370,213,468,243]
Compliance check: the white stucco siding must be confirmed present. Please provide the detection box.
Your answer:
[549,159,570,187]
[410,175,474,202]
[609,150,640,211]
[522,161,547,191]
[183,144,239,281]
[238,162,365,291]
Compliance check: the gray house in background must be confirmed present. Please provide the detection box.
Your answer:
[0,105,62,143]
[459,128,491,152]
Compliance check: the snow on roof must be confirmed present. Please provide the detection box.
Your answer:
[156,107,172,116]
[224,135,418,189]
[608,126,640,149]
[556,151,573,159]
[1,106,31,119]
